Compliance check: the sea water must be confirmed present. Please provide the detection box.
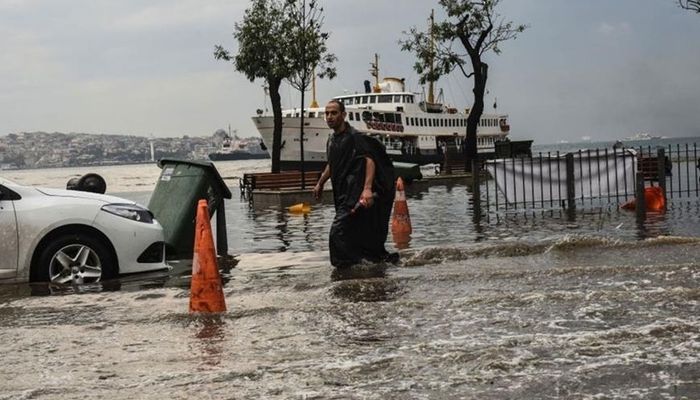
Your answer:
[0,139,699,399]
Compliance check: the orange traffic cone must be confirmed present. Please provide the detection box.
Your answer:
[189,199,227,313]
[391,177,412,249]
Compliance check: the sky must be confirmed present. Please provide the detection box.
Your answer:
[1,0,699,144]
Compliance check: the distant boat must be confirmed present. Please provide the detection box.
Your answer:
[580,136,592,142]
[208,137,270,161]
[624,132,663,141]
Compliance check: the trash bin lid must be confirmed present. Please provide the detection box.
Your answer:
[157,158,232,199]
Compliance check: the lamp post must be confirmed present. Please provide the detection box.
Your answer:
[298,0,307,189]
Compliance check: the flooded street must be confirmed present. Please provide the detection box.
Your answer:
[1,238,699,399]
[1,159,700,398]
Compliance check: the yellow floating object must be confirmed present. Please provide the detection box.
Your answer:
[288,202,311,214]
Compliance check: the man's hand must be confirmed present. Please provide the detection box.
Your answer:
[359,188,374,207]
[312,183,324,200]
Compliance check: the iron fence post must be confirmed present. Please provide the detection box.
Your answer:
[565,153,576,221]
[565,153,576,211]
[656,148,666,207]
[635,171,646,221]
[472,158,481,221]
[216,199,228,257]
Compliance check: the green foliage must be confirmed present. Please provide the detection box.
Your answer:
[284,0,337,91]
[400,0,526,85]
[214,0,336,88]
[214,0,289,82]
[215,0,336,172]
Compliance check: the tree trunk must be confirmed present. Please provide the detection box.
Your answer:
[464,60,488,172]
[268,77,283,173]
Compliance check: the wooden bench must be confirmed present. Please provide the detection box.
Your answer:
[638,156,670,181]
[241,170,322,197]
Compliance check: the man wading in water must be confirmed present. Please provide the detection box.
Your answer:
[312,100,398,267]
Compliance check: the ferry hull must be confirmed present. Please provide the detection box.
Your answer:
[253,116,499,168]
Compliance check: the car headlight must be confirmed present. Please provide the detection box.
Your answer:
[101,203,155,223]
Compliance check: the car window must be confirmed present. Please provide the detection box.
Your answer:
[0,185,21,201]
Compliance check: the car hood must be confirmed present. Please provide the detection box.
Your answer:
[36,187,137,205]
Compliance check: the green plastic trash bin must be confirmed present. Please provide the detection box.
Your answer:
[148,159,232,259]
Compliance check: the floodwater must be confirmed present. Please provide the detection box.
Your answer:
[1,153,700,399]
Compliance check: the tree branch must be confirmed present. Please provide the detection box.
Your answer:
[679,0,700,12]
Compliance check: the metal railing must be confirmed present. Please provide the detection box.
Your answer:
[476,143,699,216]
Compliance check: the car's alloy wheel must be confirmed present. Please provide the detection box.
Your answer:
[35,234,116,284]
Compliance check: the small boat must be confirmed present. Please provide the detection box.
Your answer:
[623,132,663,141]
[208,136,270,161]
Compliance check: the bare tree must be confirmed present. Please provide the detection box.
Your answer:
[401,0,526,171]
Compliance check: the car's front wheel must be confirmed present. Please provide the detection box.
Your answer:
[34,234,117,284]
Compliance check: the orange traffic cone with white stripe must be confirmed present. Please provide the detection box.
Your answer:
[189,199,227,313]
[391,177,412,249]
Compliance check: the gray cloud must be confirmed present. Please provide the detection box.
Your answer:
[0,0,698,144]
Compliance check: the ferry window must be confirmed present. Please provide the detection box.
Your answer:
[405,95,413,103]
[349,112,354,121]
[393,95,401,102]
[346,98,353,105]
[385,113,396,123]
[396,114,402,124]
[369,95,377,103]
[308,112,315,118]
[362,111,371,121]
[361,96,368,104]
[419,118,424,127]
[355,112,360,120]
[378,95,392,103]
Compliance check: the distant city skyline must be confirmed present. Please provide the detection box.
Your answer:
[1,0,699,144]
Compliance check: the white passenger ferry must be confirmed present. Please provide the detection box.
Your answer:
[252,75,511,171]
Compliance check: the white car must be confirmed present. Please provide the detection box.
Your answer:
[0,177,169,284]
